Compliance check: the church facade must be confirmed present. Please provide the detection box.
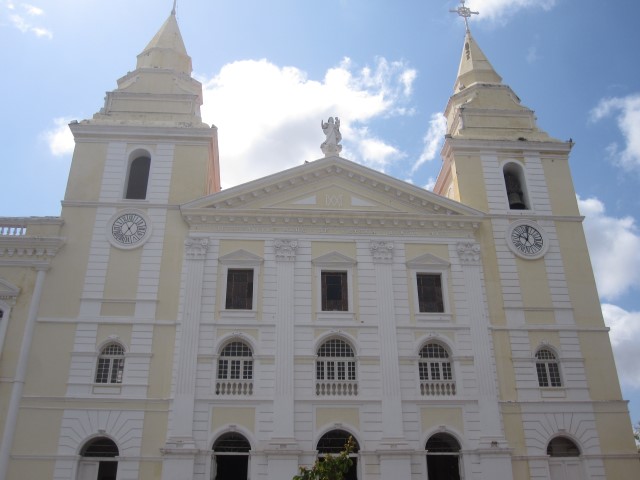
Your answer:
[0,10,638,480]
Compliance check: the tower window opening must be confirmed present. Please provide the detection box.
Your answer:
[503,163,529,210]
[125,156,151,199]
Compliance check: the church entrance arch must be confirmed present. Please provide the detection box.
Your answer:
[425,432,461,480]
[76,437,119,480]
[316,429,360,480]
[547,437,583,480]
[212,432,251,480]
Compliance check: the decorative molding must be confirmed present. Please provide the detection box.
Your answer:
[274,239,298,261]
[185,236,209,259]
[369,240,394,263]
[457,241,481,265]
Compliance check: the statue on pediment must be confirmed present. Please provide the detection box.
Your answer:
[321,117,342,157]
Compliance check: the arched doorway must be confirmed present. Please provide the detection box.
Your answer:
[77,437,119,480]
[547,437,582,480]
[212,432,251,480]
[425,432,461,480]
[317,429,360,480]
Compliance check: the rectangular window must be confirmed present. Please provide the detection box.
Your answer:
[218,359,228,379]
[230,360,241,379]
[321,271,348,311]
[417,273,444,313]
[225,269,254,310]
[536,363,549,387]
[548,363,562,387]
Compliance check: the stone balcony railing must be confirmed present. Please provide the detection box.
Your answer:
[216,380,253,395]
[420,380,456,396]
[316,380,358,396]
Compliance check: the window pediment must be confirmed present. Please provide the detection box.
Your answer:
[312,251,356,267]
[0,278,19,304]
[218,249,264,266]
[406,253,450,269]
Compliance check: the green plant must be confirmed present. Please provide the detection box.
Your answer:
[293,437,355,480]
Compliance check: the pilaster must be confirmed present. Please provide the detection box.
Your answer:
[268,239,300,478]
[161,236,208,480]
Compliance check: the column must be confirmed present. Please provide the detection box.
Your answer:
[161,236,208,480]
[369,241,412,480]
[0,266,48,480]
[267,239,300,480]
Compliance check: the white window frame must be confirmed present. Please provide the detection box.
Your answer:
[215,340,254,396]
[406,253,451,321]
[219,249,263,319]
[535,347,563,388]
[312,251,356,321]
[315,337,358,396]
[94,342,126,385]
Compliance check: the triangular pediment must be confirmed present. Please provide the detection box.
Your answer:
[0,278,20,302]
[218,249,263,266]
[183,156,483,218]
[311,251,357,267]
[406,253,450,268]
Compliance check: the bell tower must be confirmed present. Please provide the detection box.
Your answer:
[433,8,638,479]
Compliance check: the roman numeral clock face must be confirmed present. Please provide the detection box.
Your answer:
[107,210,152,249]
[506,221,548,260]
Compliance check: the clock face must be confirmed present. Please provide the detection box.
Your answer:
[507,221,548,259]
[108,211,150,248]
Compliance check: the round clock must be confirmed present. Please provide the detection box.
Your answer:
[107,210,152,249]
[506,221,548,259]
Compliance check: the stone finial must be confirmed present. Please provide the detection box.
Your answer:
[321,117,342,157]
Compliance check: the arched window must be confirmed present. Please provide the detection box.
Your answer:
[426,433,461,480]
[535,348,562,387]
[503,162,529,210]
[419,343,455,396]
[316,338,357,396]
[212,432,251,480]
[125,155,151,199]
[77,437,119,480]
[317,430,360,480]
[216,341,253,395]
[95,343,125,384]
[547,437,582,480]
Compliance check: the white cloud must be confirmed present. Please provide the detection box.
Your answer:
[590,94,640,171]
[578,196,640,300]
[2,2,51,38]
[42,117,74,157]
[410,113,447,175]
[200,57,416,188]
[602,304,640,389]
[468,0,556,22]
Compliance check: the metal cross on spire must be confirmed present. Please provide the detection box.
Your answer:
[450,0,479,33]
[171,0,177,15]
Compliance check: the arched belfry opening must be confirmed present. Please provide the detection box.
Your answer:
[503,162,529,210]
[125,154,151,199]
[77,437,119,480]
[425,432,461,480]
[547,436,582,479]
[212,432,251,480]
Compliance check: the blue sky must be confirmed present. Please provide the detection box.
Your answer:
[1,0,640,427]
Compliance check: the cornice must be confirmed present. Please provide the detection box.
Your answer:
[69,122,216,142]
[182,209,481,236]
[442,137,573,157]
[0,236,65,265]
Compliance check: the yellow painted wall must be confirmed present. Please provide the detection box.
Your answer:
[541,157,580,217]
[64,142,107,202]
[23,323,75,397]
[147,325,176,397]
[11,407,63,455]
[103,246,142,300]
[156,210,187,321]
[580,332,623,400]
[516,258,552,309]
[39,208,96,318]
[421,407,464,435]
[316,408,360,430]
[212,407,255,433]
[169,144,213,204]
[450,155,489,212]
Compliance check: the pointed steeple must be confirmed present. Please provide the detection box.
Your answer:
[87,9,206,127]
[443,32,556,142]
[453,32,502,92]
[136,11,192,75]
